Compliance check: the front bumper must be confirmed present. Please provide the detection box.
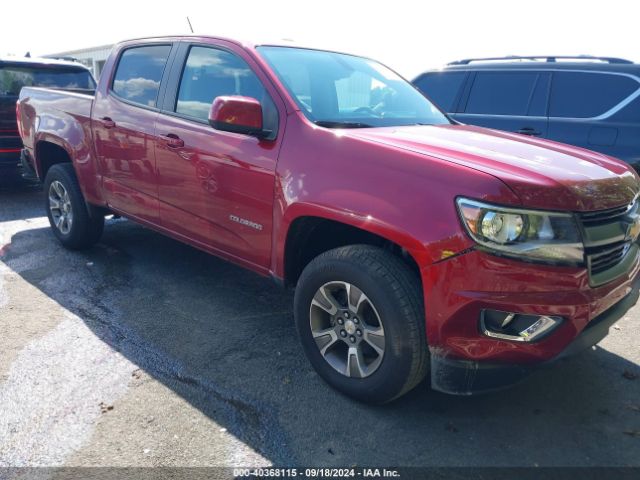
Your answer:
[422,248,640,394]
[430,275,639,394]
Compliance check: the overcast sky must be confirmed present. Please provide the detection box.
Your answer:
[2,0,638,78]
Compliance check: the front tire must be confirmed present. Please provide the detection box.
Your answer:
[44,163,104,250]
[294,245,428,403]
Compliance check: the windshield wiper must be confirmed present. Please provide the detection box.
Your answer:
[314,120,374,129]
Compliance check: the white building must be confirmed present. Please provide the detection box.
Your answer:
[45,44,114,79]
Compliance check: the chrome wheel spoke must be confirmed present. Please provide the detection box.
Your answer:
[311,286,339,315]
[364,326,385,356]
[313,328,338,356]
[49,196,61,210]
[52,181,64,198]
[346,347,366,378]
[346,283,367,314]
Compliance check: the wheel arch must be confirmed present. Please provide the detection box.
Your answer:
[34,137,74,180]
[278,204,426,288]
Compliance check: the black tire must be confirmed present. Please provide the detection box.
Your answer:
[44,163,104,250]
[294,245,429,403]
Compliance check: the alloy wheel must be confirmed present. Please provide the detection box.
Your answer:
[49,180,73,235]
[309,281,385,378]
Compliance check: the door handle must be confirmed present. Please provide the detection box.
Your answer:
[101,117,116,129]
[162,133,185,149]
[516,127,541,136]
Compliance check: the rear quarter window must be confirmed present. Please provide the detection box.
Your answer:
[413,72,466,111]
[112,45,171,107]
[549,72,639,118]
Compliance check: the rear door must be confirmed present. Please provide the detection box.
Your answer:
[153,41,284,270]
[547,71,640,161]
[454,70,550,138]
[92,44,174,224]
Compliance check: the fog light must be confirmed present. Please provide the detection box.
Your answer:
[480,310,563,342]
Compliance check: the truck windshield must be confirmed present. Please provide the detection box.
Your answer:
[0,65,95,96]
[257,46,449,128]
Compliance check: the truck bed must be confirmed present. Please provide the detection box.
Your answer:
[17,86,95,166]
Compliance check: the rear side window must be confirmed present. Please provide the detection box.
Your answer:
[0,65,95,96]
[413,72,466,111]
[549,72,639,118]
[175,46,277,132]
[465,72,540,115]
[112,45,171,107]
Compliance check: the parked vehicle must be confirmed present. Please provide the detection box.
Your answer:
[0,57,95,180]
[413,56,640,170]
[17,38,640,402]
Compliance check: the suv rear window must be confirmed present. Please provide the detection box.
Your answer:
[413,72,466,111]
[549,72,639,118]
[0,65,95,96]
[112,45,171,107]
[465,72,541,116]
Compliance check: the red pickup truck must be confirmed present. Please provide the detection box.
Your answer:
[17,36,640,403]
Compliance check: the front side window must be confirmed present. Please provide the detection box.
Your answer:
[465,72,540,116]
[0,65,95,96]
[112,45,171,107]
[549,72,639,118]
[257,46,449,128]
[175,46,276,130]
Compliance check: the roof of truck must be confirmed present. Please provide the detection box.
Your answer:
[113,34,351,55]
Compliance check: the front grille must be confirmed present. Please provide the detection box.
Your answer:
[579,199,640,286]
[580,205,631,226]
[588,242,630,274]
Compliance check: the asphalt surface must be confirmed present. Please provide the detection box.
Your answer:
[0,179,639,469]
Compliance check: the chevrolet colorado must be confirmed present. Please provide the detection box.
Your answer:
[17,36,640,403]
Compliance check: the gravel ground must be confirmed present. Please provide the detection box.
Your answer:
[0,182,639,471]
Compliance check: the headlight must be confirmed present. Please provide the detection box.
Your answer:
[456,198,584,265]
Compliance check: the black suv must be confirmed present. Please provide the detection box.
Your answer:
[413,56,640,170]
[1,57,95,180]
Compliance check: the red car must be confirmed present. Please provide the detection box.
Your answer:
[17,36,640,403]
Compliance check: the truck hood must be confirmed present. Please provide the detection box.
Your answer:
[348,124,639,212]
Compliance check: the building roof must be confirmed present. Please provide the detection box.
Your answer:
[0,56,90,69]
[45,44,114,57]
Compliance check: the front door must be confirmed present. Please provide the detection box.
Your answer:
[154,42,283,269]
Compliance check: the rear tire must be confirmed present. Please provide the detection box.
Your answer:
[44,163,104,250]
[294,245,428,403]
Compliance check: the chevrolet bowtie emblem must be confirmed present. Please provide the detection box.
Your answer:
[625,216,640,241]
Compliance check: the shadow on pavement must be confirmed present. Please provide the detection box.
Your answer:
[0,174,43,222]
[2,192,640,466]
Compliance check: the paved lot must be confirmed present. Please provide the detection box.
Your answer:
[0,181,639,468]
